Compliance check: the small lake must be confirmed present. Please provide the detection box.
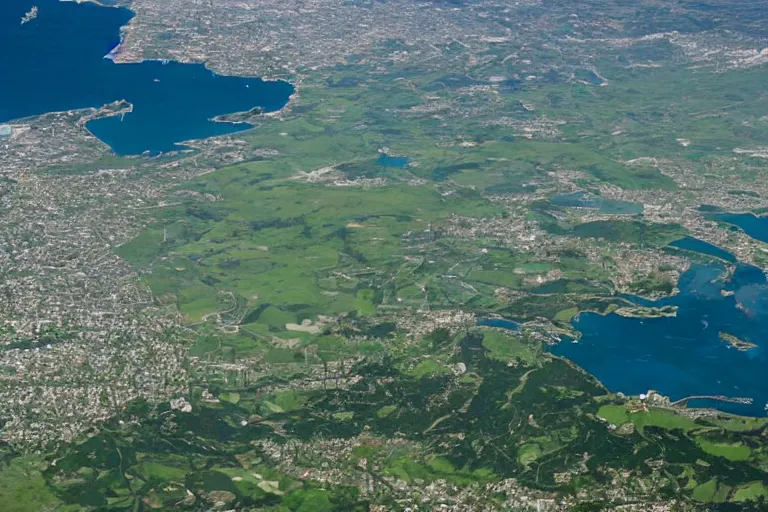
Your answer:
[551,192,643,215]
[377,154,410,169]
[1,0,293,155]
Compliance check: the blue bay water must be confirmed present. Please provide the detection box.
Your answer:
[478,318,520,331]
[698,205,768,245]
[471,236,766,416]
[669,236,737,263]
[1,0,293,154]
[711,212,768,244]
[552,261,768,417]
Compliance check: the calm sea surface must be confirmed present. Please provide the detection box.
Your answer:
[553,238,767,417]
[710,211,768,244]
[0,0,293,154]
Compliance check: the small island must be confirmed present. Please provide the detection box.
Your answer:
[718,331,757,351]
[21,6,38,25]
[614,305,678,319]
[212,106,265,124]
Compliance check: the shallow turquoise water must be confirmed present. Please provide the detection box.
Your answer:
[1,0,293,154]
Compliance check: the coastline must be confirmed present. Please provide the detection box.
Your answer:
[104,10,300,123]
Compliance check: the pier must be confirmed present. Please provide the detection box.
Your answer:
[671,395,753,407]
